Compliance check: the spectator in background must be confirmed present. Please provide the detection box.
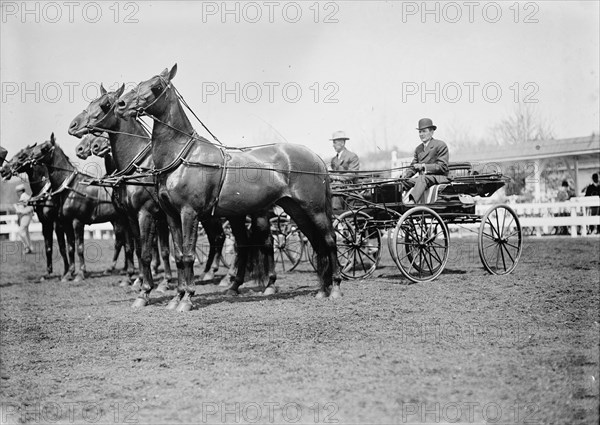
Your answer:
[556,180,575,202]
[584,173,599,234]
[14,184,34,254]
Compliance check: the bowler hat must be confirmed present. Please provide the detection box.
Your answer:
[16,184,26,192]
[0,146,7,164]
[330,130,349,141]
[417,118,437,131]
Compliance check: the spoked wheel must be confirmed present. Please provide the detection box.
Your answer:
[333,210,382,279]
[270,214,305,273]
[391,206,449,283]
[478,204,522,275]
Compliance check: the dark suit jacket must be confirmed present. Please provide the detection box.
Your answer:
[403,138,449,178]
[331,149,360,182]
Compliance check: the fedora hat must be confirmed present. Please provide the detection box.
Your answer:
[0,146,7,165]
[330,130,349,141]
[416,118,437,131]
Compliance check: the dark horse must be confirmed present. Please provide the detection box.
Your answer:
[1,148,70,281]
[115,65,341,311]
[75,132,160,281]
[13,134,134,282]
[69,86,231,305]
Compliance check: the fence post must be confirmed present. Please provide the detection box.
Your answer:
[570,205,578,237]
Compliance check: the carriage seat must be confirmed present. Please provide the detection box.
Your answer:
[403,162,474,204]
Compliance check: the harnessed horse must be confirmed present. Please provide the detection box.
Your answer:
[1,148,70,280]
[15,134,134,282]
[69,86,233,306]
[115,65,342,311]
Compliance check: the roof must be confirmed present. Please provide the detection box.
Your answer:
[454,134,600,163]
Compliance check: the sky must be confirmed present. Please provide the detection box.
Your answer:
[1,0,599,173]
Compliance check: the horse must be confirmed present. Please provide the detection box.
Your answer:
[1,148,70,281]
[68,85,232,305]
[115,64,341,311]
[13,134,135,282]
[75,133,136,276]
[71,119,174,294]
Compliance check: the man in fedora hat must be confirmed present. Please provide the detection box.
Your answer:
[402,118,450,204]
[14,183,34,254]
[329,130,360,210]
[330,130,360,182]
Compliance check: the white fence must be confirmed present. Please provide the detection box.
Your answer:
[1,197,599,241]
[0,215,115,241]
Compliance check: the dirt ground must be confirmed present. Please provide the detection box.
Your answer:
[1,236,598,424]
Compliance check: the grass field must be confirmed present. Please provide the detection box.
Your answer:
[1,236,598,424]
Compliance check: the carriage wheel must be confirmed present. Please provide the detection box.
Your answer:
[391,206,449,283]
[478,204,522,275]
[270,215,305,272]
[333,210,382,279]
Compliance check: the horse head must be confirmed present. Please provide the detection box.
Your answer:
[90,134,111,157]
[69,84,125,138]
[115,64,177,120]
[29,133,57,168]
[5,144,38,175]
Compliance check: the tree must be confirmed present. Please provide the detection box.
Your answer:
[490,103,554,145]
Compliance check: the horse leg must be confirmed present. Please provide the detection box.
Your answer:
[252,211,278,295]
[200,217,225,282]
[176,207,199,312]
[280,200,342,298]
[157,220,173,290]
[54,221,70,280]
[107,221,123,275]
[73,220,86,282]
[164,211,185,310]
[63,221,76,282]
[132,210,157,307]
[224,217,250,296]
[40,218,54,280]
[123,221,136,282]
[151,231,161,275]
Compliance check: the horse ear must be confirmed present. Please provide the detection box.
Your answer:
[168,63,178,81]
[100,83,107,95]
[115,83,125,98]
[50,133,56,145]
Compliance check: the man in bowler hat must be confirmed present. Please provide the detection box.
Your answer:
[402,118,450,203]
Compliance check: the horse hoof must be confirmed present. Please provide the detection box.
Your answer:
[73,275,84,283]
[166,299,180,310]
[155,281,169,294]
[263,286,276,296]
[224,288,239,296]
[131,278,142,290]
[201,272,214,281]
[329,287,343,299]
[176,300,193,312]
[218,276,231,287]
[119,279,130,288]
[315,291,327,299]
[131,297,148,308]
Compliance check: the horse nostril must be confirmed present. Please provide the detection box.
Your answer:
[70,121,77,128]
[117,100,125,108]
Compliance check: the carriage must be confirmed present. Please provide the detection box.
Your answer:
[324,162,523,282]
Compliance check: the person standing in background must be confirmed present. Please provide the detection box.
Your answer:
[14,184,34,254]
